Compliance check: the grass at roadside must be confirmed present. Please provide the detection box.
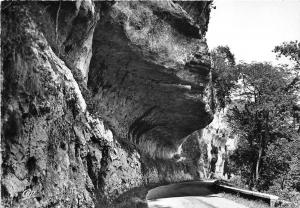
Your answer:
[219,192,270,208]
[219,192,300,208]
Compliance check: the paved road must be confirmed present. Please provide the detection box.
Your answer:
[147,181,249,208]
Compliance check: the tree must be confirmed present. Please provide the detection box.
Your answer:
[273,41,300,194]
[211,46,239,109]
[273,40,300,66]
[228,62,297,190]
[274,40,300,133]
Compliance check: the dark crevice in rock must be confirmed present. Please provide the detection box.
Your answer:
[86,153,98,189]
[66,99,78,119]
[128,106,158,143]
[99,146,110,186]
[87,60,110,95]
[2,55,17,101]
[174,1,212,36]
[60,142,67,151]
[1,184,9,198]
[32,176,39,184]
[3,111,22,143]
[26,156,37,174]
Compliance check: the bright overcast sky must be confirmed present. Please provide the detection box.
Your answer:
[206,0,300,66]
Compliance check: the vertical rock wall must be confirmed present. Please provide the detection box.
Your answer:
[202,108,236,179]
[1,1,213,207]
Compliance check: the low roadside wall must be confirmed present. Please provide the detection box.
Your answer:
[215,182,279,207]
[147,180,280,207]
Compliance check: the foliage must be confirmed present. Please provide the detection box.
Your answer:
[211,41,300,203]
[211,45,239,109]
[273,40,300,133]
[273,40,300,92]
[227,62,297,192]
[273,40,300,67]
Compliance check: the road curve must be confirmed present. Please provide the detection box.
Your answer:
[147,181,249,208]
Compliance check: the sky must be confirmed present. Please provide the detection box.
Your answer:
[206,0,300,66]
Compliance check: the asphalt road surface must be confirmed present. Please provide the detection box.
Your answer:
[147,181,249,208]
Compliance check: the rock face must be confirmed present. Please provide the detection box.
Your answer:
[88,1,212,158]
[1,1,212,207]
[202,108,236,179]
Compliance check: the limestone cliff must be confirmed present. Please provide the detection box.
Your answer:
[202,108,236,179]
[1,1,212,207]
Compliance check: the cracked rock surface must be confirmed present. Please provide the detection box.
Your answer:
[88,1,213,159]
[1,1,212,207]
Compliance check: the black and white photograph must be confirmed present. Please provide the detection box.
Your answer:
[1,0,299,207]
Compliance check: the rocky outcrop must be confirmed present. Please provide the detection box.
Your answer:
[88,1,212,159]
[202,108,236,179]
[1,1,212,207]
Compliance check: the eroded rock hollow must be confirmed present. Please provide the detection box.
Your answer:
[1,1,213,207]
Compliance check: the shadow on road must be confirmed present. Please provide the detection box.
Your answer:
[146,180,217,200]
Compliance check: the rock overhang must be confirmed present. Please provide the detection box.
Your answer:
[1,1,214,206]
[88,1,213,158]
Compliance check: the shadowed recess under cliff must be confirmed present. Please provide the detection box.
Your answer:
[87,1,213,159]
[1,1,213,207]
